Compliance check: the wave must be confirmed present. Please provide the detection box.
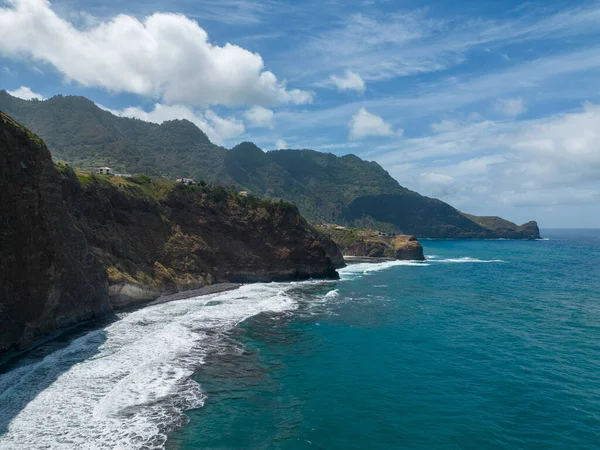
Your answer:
[430,257,505,263]
[339,260,429,280]
[324,289,339,298]
[0,283,298,450]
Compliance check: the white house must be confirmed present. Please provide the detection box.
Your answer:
[176,177,196,186]
[98,167,112,175]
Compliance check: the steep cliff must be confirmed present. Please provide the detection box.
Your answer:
[0,113,341,357]
[62,171,339,307]
[0,113,110,355]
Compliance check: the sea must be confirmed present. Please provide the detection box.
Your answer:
[1,229,599,449]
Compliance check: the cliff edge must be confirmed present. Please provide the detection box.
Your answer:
[61,171,339,308]
[0,113,341,357]
[0,113,110,355]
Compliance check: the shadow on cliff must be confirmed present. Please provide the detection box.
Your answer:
[0,320,112,435]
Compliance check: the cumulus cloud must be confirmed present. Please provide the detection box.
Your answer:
[6,85,44,100]
[349,107,398,139]
[0,0,312,107]
[496,97,526,117]
[329,70,366,93]
[275,139,288,149]
[244,106,275,128]
[100,103,244,144]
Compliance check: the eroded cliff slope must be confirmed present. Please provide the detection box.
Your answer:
[1,114,341,357]
[61,171,339,307]
[0,113,110,355]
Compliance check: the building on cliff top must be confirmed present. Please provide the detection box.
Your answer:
[239,190,249,197]
[98,166,112,175]
[176,177,196,186]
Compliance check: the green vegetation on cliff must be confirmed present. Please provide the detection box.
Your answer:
[0,92,540,239]
[0,113,340,357]
[61,169,338,306]
[316,225,425,260]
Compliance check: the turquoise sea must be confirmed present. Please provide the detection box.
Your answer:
[1,229,600,449]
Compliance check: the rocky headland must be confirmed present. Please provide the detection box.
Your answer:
[316,225,426,261]
[0,113,341,357]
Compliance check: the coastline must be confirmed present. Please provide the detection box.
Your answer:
[0,283,244,369]
[148,283,243,306]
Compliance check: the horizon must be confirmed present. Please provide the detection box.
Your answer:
[1,0,599,228]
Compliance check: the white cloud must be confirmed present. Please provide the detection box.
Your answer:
[244,106,274,128]
[379,103,600,211]
[293,3,600,83]
[430,119,460,133]
[100,103,244,144]
[349,107,398,139]
[496,97,526,117]
[329,70,366,93]
[420,172,454,186]
[204,110,245,139]
[7,85,44,100]
[275,139,288,149]
[0,0,312,107]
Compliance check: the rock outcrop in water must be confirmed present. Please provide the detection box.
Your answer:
[0,113,110,355]
[391,235,425,260]
[315,225,426,261]
[0,113,340,356]
[62,171,339,308]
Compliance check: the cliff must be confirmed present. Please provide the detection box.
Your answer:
[0,113,341,357]
[61,171,339,307]
[462,214,541,239]
[0,113,110,355]
[316,226,425,261]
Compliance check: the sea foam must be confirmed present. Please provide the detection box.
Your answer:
[0,284,297,449]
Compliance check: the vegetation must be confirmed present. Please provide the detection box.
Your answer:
[1,91,539,238]
[316,225,398,258]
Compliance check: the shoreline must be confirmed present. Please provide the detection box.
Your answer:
[0,283,244,369]
[147,283,243,306]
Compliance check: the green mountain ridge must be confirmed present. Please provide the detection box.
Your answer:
[0,91,540,239]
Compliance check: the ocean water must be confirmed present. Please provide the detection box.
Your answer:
[1,229,600,449]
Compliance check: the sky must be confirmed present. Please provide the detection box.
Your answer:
[1,0,600,228]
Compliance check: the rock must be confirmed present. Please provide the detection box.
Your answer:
[391,235,425,261]
[62,172,340,308]
[0,113,341,358]
[0,112,111,356]
[316,225,425,261]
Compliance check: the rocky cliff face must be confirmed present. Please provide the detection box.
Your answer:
[391,235,425,260]
[316,226,425,261]
[0,113,341,357]
[62,172,339,307]
[0,113,110,355]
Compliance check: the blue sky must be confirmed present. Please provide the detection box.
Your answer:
[1,0,600,228]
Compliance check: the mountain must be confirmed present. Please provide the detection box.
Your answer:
[0,91,540,239]
[0,113,339,357]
